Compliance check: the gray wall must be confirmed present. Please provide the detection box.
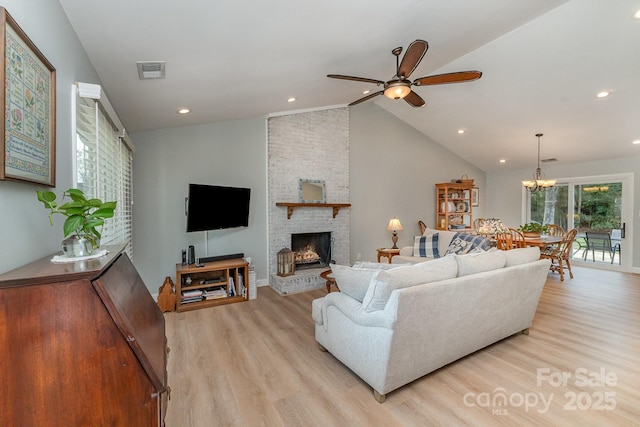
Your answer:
[349,103,487,262]
[0,0,101,274]
[131,117,268,291]
[486,157,639,270]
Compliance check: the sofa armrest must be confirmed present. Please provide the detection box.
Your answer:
[399,246,413,256]
[322,292,396,330]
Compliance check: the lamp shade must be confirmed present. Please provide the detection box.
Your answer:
[387,218,403,231]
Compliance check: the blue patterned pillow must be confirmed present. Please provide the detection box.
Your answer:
[451,232,492,251]
[414,234,439,258]
[445,237,473,255]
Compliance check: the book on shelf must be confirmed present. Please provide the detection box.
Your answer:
[228,277,236,297]
[203,287,227,300]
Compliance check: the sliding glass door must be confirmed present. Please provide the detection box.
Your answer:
[526,174,632,270]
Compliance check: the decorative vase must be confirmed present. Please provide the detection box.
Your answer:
[62,235,95,257]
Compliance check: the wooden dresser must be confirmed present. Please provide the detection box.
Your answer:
[0,246,168,426]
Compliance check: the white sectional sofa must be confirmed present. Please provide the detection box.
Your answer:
[312,247,550,402]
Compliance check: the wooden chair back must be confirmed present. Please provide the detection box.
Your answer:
[418,220,427,235]
[496,228,526,250]
[546,224,565,236]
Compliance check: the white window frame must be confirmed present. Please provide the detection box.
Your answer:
[71,83,134,258]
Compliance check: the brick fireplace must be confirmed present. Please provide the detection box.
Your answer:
[267,108,350,294]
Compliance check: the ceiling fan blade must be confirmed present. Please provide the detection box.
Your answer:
[397,40,428,79]
[403,90,425,108]
[348,91,383,106]
[414,71,482,86]
[327,74,385,85]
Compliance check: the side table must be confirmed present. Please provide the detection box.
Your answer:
[320,269,339,293]
[377,248,400,263]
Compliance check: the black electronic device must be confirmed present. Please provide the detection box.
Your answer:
[185,184,251,232]
[188,245,195,265]
[198,253,245,264]
[181,249,187,265]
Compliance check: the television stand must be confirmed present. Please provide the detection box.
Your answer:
[175,258,249,312]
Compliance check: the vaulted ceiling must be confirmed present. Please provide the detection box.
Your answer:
[58,0,640,172]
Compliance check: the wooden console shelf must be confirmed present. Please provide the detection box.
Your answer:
[175,258,248,312]
[276,202,351,219]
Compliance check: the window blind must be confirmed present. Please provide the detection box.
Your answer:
[74,84,134,258]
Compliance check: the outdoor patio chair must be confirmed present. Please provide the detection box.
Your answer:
[610,229,621,265]
[584,232,613,262]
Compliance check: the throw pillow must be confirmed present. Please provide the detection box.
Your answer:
[329,264,379,302]
[455,250,506,277]
[444,237,473,256]
[361,256,458,312]
[413,234,439,258]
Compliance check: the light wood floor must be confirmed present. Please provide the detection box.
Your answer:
[164,266,640,426]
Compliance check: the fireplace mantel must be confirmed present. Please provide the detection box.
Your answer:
[276,202,351,219]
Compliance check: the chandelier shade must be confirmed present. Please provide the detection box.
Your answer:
[522,133,556,192]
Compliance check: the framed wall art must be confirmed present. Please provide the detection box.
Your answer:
[471,187,479,207]
[0,7,56,186]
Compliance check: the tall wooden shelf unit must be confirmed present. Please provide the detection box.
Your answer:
[436,182,474,231]
[175,258,249,312]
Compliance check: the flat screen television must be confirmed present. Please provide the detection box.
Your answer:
[186,184,251,232]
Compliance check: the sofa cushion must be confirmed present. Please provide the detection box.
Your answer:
[455,249,506,277]
[331,263,408,302]
[413,234,439,258]
[444,236,474,255]
[362,256,458,312]
[329,264,378,302]
[352,261,407,269]
[504,246,541,267]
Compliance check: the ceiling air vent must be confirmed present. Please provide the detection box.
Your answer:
[137,61,165,80]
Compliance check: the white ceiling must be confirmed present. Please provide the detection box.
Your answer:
[57,0,640,172]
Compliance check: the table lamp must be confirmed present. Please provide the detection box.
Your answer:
[387,217,403,249]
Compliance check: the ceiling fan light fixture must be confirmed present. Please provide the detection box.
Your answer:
[384,81,411,99]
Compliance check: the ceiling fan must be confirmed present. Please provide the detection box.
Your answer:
[327,39,482,108]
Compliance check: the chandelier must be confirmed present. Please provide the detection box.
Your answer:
[522,133,556,192]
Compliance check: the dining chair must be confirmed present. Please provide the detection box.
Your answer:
[418,220,427,235]
[584,231,613,262]
[540,228,577,281]
[495,228,526,250]
[546,224,565,236]
[473,217,486,231]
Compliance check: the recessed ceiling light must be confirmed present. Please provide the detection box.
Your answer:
[596,91,610,98]
[633,139,640,145]
[177,108,190,114]
[363,90,370,95]
[457,129,465,134]
[634,9,640,19]
[499,159,506,163]
[287,97,296,103]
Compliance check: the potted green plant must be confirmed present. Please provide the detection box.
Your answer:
[37,188,117,257]
[517,222,549,238]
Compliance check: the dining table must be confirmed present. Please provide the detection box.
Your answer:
[523,235,564,249]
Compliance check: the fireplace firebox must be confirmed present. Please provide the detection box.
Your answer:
[291,232,332,270]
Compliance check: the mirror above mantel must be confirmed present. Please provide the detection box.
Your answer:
[299,179,325,203]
